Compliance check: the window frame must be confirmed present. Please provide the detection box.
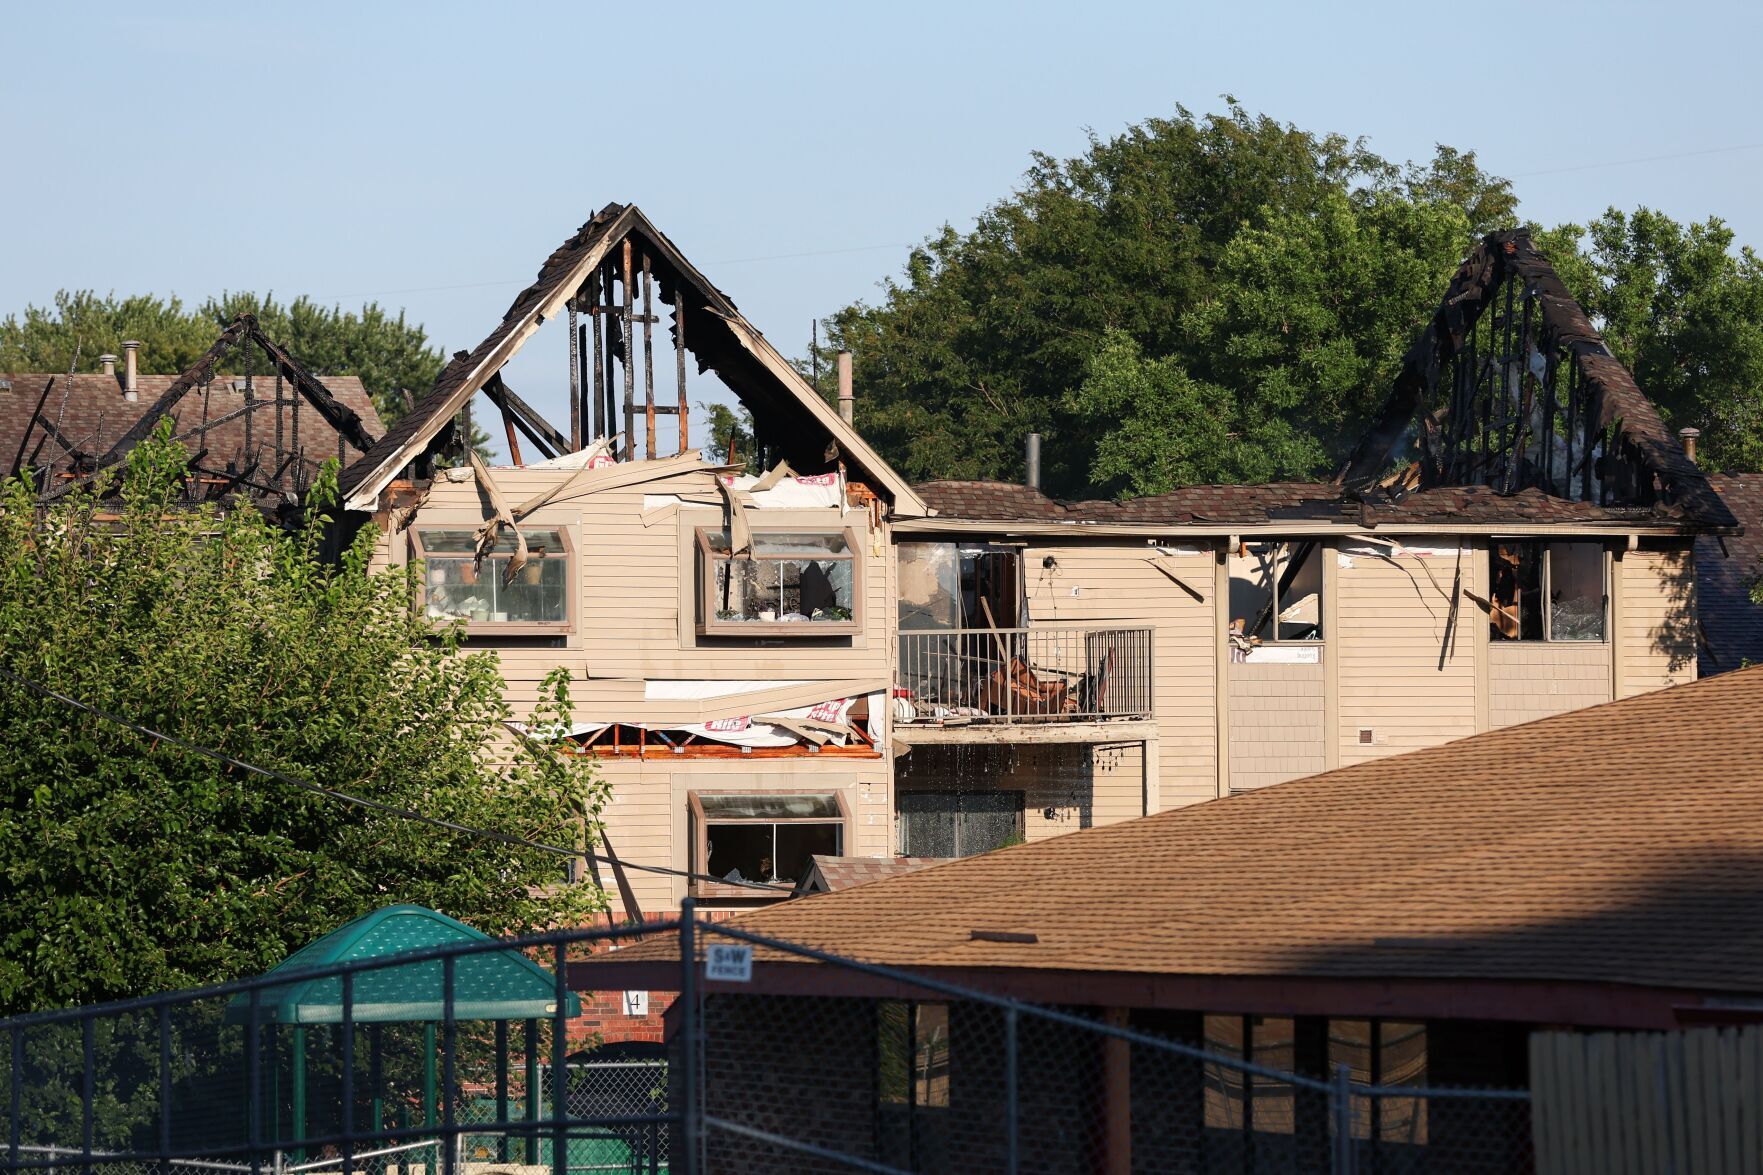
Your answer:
[1489,540,1609,644]
[1231,539,1324,646]
[694,525,864,637]
[687,789,853,891]
[411,525,577,637]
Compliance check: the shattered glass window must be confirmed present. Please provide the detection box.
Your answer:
[701,528,858,628]
[1547,543,1606,641]
[1491,541,1604,641]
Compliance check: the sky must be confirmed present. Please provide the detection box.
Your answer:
[5,0,1762,461]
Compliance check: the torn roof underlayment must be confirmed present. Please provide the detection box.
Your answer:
[340,203,926,516]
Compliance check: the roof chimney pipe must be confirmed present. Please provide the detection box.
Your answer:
[99,353,118,381]
[836,350,854,425]
[1679,426,1701,465]
[1025,432,1042,492]
[121,341,140,402]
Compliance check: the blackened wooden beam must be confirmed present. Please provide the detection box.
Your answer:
[482,372,564,460]
[642,252,657,460]
[621,239,636,460]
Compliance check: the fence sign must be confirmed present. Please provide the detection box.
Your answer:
[706,943,753,983]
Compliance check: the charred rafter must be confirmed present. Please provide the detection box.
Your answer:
[1340,231,1733,530]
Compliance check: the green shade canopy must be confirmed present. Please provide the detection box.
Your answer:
[226,904,581,1024]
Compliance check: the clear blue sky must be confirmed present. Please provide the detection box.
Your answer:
[6,0,1761,459]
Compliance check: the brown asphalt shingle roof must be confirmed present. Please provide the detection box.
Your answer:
[796,855,954,894]
[918,478,1695,529]
[1,372,381,483]
[662,666,1763,995]
[1698,473,1763,674]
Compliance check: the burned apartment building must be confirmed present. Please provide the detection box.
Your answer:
[1,315,383,514]
[333,212,1734,920]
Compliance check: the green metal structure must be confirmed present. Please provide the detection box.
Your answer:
[226,904,581,1159]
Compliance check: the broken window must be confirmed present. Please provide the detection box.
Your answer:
[878,1001,952,1169]
[413,528,571,633]
[897,543,1022,631]
[688,792,847,886]
[697,528,859,634]
[1227,541,1323,645]
[895,789,1024,857]
[1489,541,1606,642]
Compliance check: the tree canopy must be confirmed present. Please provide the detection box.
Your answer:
[0,428,607,1014]
[0,291,447,430]
[808,104,1763,497]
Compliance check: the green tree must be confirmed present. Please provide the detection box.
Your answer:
[810,103,1515,497]
[1539,209,1763,473]
[0,424,608,1016]
[0,291,448,429]
[699,399,755,470]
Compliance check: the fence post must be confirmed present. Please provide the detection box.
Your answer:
[158,1003,173,1165]
[10,1026,22,1174]
[341,972,355,1175]
[1331,1062,1354,1175]
[442,955,457,1175]
[1004,1006,1019,1175]
[551,943,568,1175]
[679,896,699,1175]
[247,989,263,1175]
[81,1017,94,1161]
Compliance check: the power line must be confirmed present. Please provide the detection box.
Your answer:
[0,663,792,895]
[317,241,915,304]
[1509,141,1763,179]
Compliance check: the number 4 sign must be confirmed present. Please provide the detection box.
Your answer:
[705,943,752,983]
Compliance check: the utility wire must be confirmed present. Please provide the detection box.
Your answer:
[317,242,916,303]
[0,663,793,895]
[1508,141,1763,178]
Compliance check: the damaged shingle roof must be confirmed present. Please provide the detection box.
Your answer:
[610,665,1763,994]
[2,364,381,491]
[917,479,1687,528]
[795,855,954,895]
[1698,473,1763,675]
[339,203,631,500]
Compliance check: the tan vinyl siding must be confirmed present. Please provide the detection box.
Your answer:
[1228,663,1326,791]
[1618,544,1697,698]
[1023,543,1216,810]
[1488,642,1611,728]
[369,464,897,918]
[1336,540,1479,766]
[592,755,891,917]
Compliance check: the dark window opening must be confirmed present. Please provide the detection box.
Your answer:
[690,792,847,887]
[1491,541,1606,642]
[878,1001,951,1170]
[1228,541,1323,646]
[1329,1019,1427,1144]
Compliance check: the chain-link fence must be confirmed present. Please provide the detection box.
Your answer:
[2,908,1534,1175]
[684,917,1534,1173]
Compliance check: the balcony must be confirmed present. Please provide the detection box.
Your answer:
[895,625,1153,729]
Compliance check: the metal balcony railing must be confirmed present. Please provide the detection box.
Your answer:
[895,625,1153,725]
